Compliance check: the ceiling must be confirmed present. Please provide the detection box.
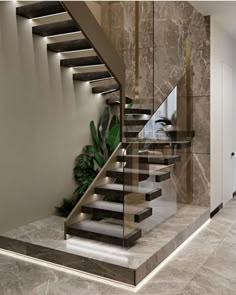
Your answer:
[191,1,236,40]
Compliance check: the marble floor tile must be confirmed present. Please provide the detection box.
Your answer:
[200,243,236,282]
[0,255,24,295]
[179,199,236,295]
[180,265,236,295]
[2,205,209,272]
[24,276,110,295]
[0,253,110,295]
[1,199,236,294]
[192,221,229,250]
[223,223,236,246]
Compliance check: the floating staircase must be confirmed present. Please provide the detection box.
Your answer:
[16,1,195,248]
[16,1,120,97]
[106,167,171,183]
[64,104,194,246]
[124,108,152,115]
[117,154,181,165]
[66,220,142,247]
[94,183,162,202]
[81,201,152,223]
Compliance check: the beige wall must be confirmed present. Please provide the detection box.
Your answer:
[0,2,105,233]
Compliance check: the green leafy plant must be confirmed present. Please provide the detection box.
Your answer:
[73,154,98,192]
[84,145,106,168]
[56,107,120,217]
[56,153,98,217]
[89,107,120,167]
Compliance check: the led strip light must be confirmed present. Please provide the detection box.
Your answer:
[0,219,210,293]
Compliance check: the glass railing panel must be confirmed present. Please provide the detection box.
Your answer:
[85,1,128,60]
[122,75,195,240]
[140,86,177,141]
[87,1,155,114]
[123,140,178,237]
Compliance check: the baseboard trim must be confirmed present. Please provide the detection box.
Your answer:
[210,203,223,218]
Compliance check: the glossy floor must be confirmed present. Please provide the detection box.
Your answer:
[1,202,208,285]
[0,198,236,294]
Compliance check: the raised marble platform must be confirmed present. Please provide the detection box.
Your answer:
[0,205,209,286]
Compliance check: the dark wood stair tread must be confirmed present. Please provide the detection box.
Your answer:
[163,130,195,139]
[106,97,132,105]
[107,167,170,182]
[95,183,162,201]
[124,108,151,115]
[82,201,152,223]
[66,220,141,247]
[16,1,65,19]
[124,131,194,141]
[124,119,148,126]
[48,39,92,53]
[117,154,181,165]
[33,20,80,37]
[124,131,139,137]
[141,141,191,149]
[92,84,120,94]
[122,141,191,150]
[62,56,102,68]
[73,71,112,81]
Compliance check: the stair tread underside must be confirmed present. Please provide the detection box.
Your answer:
[61,56,102,67]
[16,1,65,19]
[33,20,80,37]
[92,84,120,94]
[48,39,92,53]
[73,71,112,81]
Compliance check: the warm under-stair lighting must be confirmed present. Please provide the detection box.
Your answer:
[0,219,210,292]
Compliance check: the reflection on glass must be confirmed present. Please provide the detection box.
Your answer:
[122,75,195,241]
[140,87,177,140]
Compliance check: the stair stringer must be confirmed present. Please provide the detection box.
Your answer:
[62,1,126,137]
[61,1,127,239]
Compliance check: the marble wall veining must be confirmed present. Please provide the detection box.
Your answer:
[98,1,210,207]
[100,1,154,101]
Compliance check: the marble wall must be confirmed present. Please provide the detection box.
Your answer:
[98,1,210,207]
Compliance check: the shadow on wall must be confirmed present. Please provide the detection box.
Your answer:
[0,1,106,233]
[57,106,120,217]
